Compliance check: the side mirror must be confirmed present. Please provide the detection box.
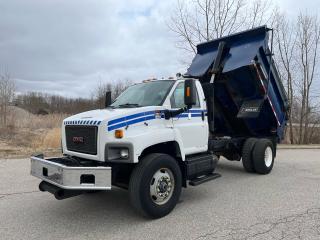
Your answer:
[184,79,196,108]
[105,91,112,108]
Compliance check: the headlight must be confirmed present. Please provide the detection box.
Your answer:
[105,144,133,162]
[120,149,129,159]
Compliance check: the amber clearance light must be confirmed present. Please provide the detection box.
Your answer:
[186,86,190,97]
[115,129,124,138]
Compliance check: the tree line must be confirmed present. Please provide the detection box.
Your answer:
[13,80,132,115]
[14,93,96,115]
[0,76,132,124]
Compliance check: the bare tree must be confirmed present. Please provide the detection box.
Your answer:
[93,79,132,108]
[13,80,134,115]
[94,81,113,108]
[16,92,96,115]
[0,69,15,127]
[295,13,320,144]
[274,13,297,144]
[306,107,320,143]
[169,0,274,55]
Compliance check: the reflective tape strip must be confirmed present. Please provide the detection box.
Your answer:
[64,120,102,126]
[254,63,281,127]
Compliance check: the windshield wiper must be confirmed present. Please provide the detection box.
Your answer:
[118,103,142,108]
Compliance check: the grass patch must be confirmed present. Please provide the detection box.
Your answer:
[0,107,69,158]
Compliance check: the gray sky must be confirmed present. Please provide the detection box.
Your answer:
[0,0,319,98]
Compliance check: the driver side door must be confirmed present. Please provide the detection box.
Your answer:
[170,81,208,155]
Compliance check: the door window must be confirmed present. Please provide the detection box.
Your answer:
[170,82,200,108]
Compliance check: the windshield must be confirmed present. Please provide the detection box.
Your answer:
[110,80,174,108]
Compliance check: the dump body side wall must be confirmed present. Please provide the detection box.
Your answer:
[187,26,288,141]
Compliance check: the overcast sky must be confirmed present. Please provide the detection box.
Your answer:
[1,0,319,98]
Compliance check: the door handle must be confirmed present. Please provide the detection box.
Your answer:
[201,111,205,121]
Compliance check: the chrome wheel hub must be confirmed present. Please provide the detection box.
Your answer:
[264,146,273,167]
[150,168,174,205]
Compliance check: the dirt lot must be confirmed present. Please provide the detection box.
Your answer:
[0,149,319,240]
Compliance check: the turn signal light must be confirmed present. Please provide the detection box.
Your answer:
[115,129,124,138]
[186,87,191,97]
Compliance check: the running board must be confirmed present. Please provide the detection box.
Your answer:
[189,173,221,186]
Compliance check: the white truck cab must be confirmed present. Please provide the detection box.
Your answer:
[61,79,209,163]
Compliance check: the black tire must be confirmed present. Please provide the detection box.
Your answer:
[242,138,258,173]
[85,190,101,194]
[252,139,274,174]
[129,153,182,219]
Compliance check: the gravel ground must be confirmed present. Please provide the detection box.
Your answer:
[0,149,319,240]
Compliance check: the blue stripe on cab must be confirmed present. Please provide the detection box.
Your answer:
[108,111,155,126]
[189,109,203,113]
[173,110,205,119]
[108,114,156,131]
[108,112,145,126]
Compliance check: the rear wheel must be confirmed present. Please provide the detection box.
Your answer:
[242,138,258,173]
[129,153,182,219]
[252,139,275,174]
[85,190,101,194]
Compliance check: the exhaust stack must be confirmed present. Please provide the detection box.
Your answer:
[39,181,83,200]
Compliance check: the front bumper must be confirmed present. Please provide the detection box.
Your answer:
[30,156,112,190]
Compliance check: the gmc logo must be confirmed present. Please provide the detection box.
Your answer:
[72,136,84,143]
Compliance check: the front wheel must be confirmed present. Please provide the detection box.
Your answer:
[129,153,182,219]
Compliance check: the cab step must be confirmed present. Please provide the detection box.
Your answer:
[186,153,218,177]
[189,173,221,186]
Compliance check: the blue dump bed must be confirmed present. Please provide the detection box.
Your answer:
[186,26,289,141]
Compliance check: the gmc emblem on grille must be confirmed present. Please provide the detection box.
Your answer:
[72,136,84,143]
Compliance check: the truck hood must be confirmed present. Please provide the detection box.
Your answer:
[63,106,163,126]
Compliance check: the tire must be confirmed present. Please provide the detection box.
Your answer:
[129,153,182,219]
[252,139,274,174]
[242,138,258,173]
[85,190,101,194]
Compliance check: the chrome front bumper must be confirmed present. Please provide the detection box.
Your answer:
[30,156,112,190]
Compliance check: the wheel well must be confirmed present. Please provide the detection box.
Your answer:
[139,141,182,160]
[139,141,187,187]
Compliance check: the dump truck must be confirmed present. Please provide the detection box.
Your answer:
[30,26,289,218]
